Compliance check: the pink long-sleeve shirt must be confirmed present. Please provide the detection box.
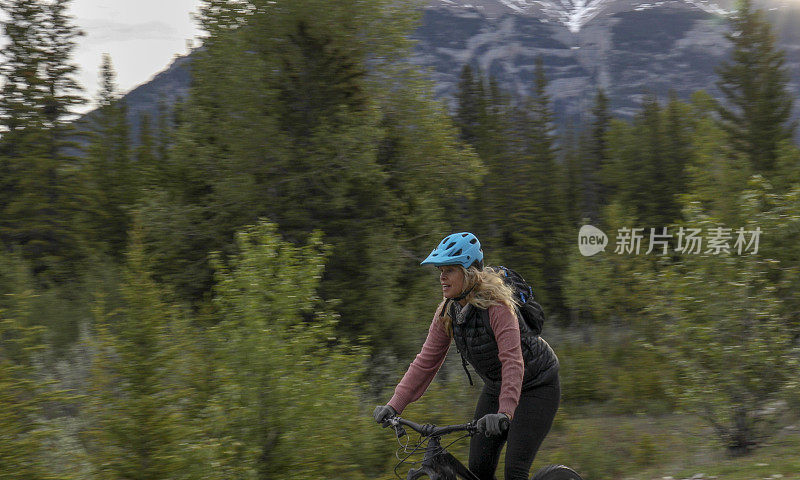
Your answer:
[388,301,525,419]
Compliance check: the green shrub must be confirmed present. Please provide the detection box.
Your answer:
[559,342,610,406]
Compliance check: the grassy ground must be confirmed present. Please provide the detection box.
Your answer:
[533,412,800,480]
[625,427,800,480]
[377,375,800,480]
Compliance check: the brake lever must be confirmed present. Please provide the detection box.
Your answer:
[387,416,407,438]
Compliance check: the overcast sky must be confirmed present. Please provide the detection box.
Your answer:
[69,0,203,112]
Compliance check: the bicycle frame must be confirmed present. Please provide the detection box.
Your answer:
[386,416,582,480]
[405,434,480,480]
[388,416,483,480]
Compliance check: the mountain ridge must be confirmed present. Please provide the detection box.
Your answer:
[426,0,732,31]
[416,0,799,122]
[97,0,800,139]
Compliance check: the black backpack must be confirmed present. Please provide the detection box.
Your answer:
[495,266,544,336]
[453,266,546,385]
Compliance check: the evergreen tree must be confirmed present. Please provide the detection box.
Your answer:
[525,58,559,162]
[204,221,377,478]
[0,0,85,279]
[155,97,172,167]
[715,0,796,172]
[452,65,512,248]
[41,0,84,130]
[477,76,514,240]
[662,92,691,220]
[0,0,46,136]
[134,112,158,189]
[602,95,693,228]
[0,0,50,266]
[139,0,481,358]
[582,88,610,224]
[0,312,51,479]
[562,127,584,227]
[637,95,669,227]
[0,252,54,479]
[507,57,568,315]
[454,64,484,146]
[85,54,132,258]
[454,58,572,315]
[84,223,193,479]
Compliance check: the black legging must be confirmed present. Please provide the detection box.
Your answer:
[468,379,560,480]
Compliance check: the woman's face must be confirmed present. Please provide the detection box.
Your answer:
[438,265,465,299]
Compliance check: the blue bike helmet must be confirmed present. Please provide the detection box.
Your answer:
[420,232,483,269]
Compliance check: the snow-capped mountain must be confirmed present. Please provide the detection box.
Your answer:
[430,0,731,32]
[100,0,800,139]
[417,0,800,123]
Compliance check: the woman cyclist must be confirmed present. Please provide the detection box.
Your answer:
[374,232,560,480]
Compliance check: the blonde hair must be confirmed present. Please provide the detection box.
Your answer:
[438,266,518,337]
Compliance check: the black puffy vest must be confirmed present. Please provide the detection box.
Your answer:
[450,301,559,392]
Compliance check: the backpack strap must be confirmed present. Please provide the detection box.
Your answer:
[446,299,474,386]
[459,352,474,386]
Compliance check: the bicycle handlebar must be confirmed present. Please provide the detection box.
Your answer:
[387,415,479,438]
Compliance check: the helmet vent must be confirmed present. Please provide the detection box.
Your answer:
[470,238,477,244]
[447,242,456,249]
[454,249,462,256]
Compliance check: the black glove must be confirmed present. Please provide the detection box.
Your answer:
[476,413,510,437]
[373,404,397,426]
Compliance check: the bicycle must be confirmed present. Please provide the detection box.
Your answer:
[383,415,584,480]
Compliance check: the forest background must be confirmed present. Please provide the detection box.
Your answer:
[1,0,799,478]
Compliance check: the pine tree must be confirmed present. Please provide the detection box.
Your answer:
[511,57,568,315]
[85,54,132,258]
[671,91,745,226]
[0,0,50,262]
[138,0,482,358]
[41,0,84,130]
[637,95,668,228]
[582,88,611,224]
[662,92,691,221]
[715,0,796,172]
[85,223,193,479]
[155,97,172,167]
[134,112,158,189]
[562,127,584,227]
[0,252,53,479]
[0,0,46,136]
[243,8,401,347]
[602,95,691,228]
[453,66,512,246]
[0,0,85,279]
[0,313,51,479]
[454,64,484,146]
[204,221,374,478]
[477,76,514,239]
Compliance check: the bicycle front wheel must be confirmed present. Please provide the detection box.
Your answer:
[531,464,583,480]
